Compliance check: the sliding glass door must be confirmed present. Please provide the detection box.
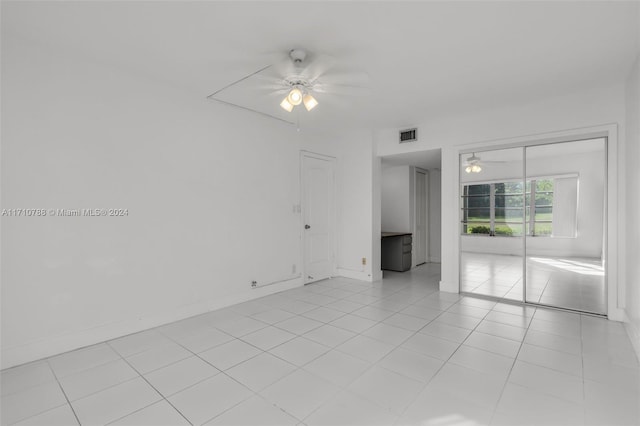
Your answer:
[459,138,607,315]
[459,147,524,302]
[524,139,607,315]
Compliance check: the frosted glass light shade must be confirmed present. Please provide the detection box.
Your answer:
[303,94,318,111]
[287,88,303,105]
[280,97,294,112]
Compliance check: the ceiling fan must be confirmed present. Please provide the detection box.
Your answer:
[207,49,368,124]
[255,48,370,113]
[462,153,506,173]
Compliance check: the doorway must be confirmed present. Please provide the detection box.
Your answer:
[414,168,428,266]
[379,149,442,272]
[459,138,607,315]
[301,151,336,284]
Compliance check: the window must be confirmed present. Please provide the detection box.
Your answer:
[461,177,572,237]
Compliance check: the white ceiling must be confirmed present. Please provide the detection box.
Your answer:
[3,1,639,130]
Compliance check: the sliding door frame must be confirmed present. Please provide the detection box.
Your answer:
[455,124,621,320]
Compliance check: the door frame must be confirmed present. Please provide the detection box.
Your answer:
[412,167,429,267]
[300,150,337,284]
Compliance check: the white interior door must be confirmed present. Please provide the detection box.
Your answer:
[415,170,428,266]
[302,152,335,284]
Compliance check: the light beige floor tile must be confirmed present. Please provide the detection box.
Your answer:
[463,331,521,358]
[302,324,356,348]
[225,352,296,392]
[378,347,444,382]
[109,330,175,358]
[171,327,234,353]
[275,316,324,335]
[13,404,79,426]
[336,335,395,363]
[59,358,138,401]
[402,333,459,361]
[347,365,423,415]
[517,343,582,377]
[109,400,189,426]
[1,361,56,397]
[269,337,330,366]
[509,360,583,404]
[330,314,378,334]
[205,395,299,425]
[143,356,219,397]
[362,323,414,346]
[49,344,120,378]
[303,350,372,387]
[125,342,192,374]
[449,345,514,380]
[418,321,472,343]
[261,369,339,420]
[493,382,584,426]
[72,377,161,426]
[1,381,68,425]
[240,326,296,351]
[199,339,262,371]
[304,390,397,426]
[168,374,252,425]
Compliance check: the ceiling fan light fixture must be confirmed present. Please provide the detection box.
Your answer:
[303,93,318,111]
[471,164,482,173]
[280,97,294,112]
[287,88,303,106]
[465,166,472,173]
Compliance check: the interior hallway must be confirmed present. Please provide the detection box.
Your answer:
[1,265,638,425]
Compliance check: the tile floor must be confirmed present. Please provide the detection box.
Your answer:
[2,264,638,426]
[461,252,606,314]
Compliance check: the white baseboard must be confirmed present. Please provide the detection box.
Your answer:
[429,257,441,263]
[336,267,373,282]
[1,278,303,370]
[607,306,626,322]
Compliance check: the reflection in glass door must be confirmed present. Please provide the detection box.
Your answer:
[525,139,607,315]
[459,148,524,302]
[459,138,607,315]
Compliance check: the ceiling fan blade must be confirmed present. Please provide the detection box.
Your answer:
[294,52,337,80]
[312,69,369,87]
[311,84,371,97]
[251,73,288,90]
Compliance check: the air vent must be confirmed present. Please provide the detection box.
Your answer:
[399,128,417,143]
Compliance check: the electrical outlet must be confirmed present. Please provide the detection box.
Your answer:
[362,257,367,265]
[251,280,257,288]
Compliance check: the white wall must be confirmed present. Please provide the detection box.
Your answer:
[428,170,442,263]
[374,84,626,320]
[336,128,377,282]
[624,53,640,355]
[381,165,412,232]
[0,35,373,368]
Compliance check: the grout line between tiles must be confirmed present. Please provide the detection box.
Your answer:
[487,304,537,425]
[104,341,194,426]
[30,360,81,426]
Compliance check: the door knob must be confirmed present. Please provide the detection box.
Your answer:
[305,224,311,229]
